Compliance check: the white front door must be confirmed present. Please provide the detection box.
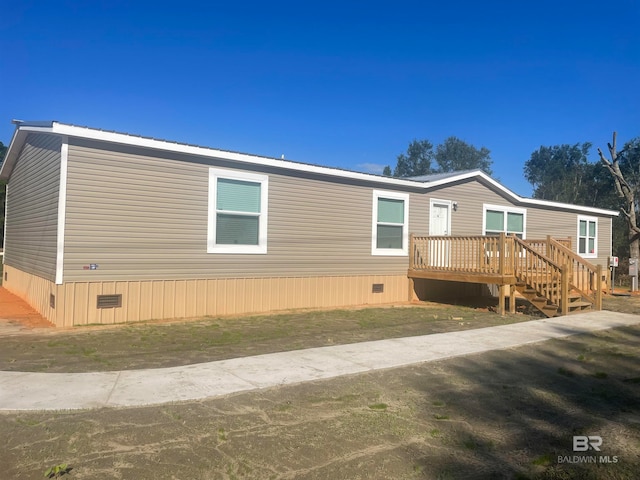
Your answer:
[429,200,452,267]
[430,201,451,236]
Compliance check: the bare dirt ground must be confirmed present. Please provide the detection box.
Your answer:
[1,296,639,479]
[0,287,53,329]
[0,300,538,373]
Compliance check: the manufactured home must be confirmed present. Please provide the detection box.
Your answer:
[0,121,617,327]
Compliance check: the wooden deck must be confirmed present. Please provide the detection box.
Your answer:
[408,234,602,317]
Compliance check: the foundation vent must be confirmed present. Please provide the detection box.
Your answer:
[372,283,384,293]
[50,294,55,309]
[4,272,6,281]
[97,294,122,309]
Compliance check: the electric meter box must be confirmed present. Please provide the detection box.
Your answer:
[629,258,638,277]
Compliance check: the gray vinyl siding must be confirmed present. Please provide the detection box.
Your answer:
[428,179,613,267]
[63,138,429,281]
[4,133,61,280]
[61,138,614,281]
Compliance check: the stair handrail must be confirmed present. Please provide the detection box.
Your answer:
[547,237,603,310]
[512,236,568,314]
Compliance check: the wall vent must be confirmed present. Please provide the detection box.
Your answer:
[97,294,122,309]
[372,283,384,293]
[49,294,55,309]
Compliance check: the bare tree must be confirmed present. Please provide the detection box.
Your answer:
[598,132,639,260]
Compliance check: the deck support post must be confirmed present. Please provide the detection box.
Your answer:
[509,284,516,314]
[498,284,507,316]
[560,265,569,316]
[408,277,417,302]
[595,264,603,310]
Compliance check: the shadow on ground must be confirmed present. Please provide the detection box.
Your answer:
[1,326,639,479]
[403,325,640,479]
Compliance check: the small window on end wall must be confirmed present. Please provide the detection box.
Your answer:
[578,216,597,258]
[208,168,268,254]
[372,191,409,256]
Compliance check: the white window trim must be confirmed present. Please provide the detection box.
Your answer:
[208,168,268,254]
[577,215,598,259]
[371,190,409,256]
[482,204,527,239]
[429,198,452,236]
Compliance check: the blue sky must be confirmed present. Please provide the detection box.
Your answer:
[1,0,638,196]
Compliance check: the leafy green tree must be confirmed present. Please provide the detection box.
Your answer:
[382,165,392,176]
[524,143,594,205]
[435,136,493,175]
[391,137,493,178]
[393,139,434,177]
[523,138,634,258]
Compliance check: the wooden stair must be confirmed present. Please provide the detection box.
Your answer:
[513,236,602,317]
[515,283,593,318]
[407,233,603,317]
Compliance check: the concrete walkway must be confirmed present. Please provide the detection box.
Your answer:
[1,311,639,411]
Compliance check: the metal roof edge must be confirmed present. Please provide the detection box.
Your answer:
[46,122,425,188]
[0,120,621,217]
[423,170,619,216]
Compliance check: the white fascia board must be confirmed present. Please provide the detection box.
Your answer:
[519,198,618,216]
[12,123,620,218]
[0,129,29,180]
[25,123,423,189]
[425,170,619,217]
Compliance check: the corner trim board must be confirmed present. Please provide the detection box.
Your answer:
[2,183,7,265]
[55,138,68,285]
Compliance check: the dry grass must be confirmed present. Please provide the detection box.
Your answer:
[0,301,537,373]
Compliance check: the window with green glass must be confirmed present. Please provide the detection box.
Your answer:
[208,168,268,254]
[484,207,525,238]
[376,197,404,249]
[372,191,408,255]
[578,217,597,256]
[216,178,261,245]
[485,210,504,233]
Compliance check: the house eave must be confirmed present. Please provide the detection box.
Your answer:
[0,120,620,218]
[426,170,620,217]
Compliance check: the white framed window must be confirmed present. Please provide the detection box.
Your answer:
[372,190,409,256]
[578,216,597,258]
[208,168,268,254]
[483,204,526,239]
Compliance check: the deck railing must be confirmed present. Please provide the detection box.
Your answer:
[523,237,572,257]
[512,236,567,312]
[547,237,603,310]
[410,234,516,275]
[409,233,603,315]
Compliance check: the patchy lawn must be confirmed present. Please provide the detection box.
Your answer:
[0,302,538,373]
[1,296,639,478]
[1,324,639,479]
[603,292,640,315]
